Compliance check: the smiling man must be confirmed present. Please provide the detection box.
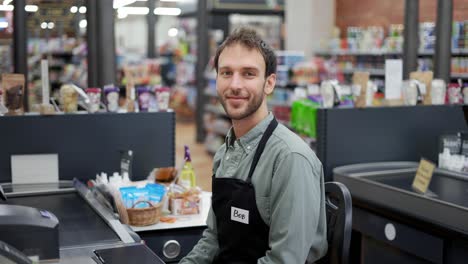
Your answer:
[180,28,327,264]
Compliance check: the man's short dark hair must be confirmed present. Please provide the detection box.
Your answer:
[214,27,277,77]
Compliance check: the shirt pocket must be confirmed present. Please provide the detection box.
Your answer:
[255,195,271,226]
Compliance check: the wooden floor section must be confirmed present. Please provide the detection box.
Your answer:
[175,121,214,192]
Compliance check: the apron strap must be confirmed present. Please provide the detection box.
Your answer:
[247,118,278,183]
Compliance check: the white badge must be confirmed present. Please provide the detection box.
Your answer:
[231,206,249,224]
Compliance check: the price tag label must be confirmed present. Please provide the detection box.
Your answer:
[412,158,436,194]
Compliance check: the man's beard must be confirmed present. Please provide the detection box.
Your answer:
[219,83,265,120]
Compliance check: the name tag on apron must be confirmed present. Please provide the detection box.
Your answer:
[231,206,249,224]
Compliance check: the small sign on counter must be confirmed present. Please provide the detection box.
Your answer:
[11,154,59,184]
[412,158,436,194]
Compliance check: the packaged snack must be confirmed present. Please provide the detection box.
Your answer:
[447,83,462,104]
[104,86,119,112]
[146,183,166,205]
[119,183,166,209]
[120,186,137,208]
[85,88,101,113]
[155,87,170,111]
[169,187,202,215]
[155,167,177,182]
[60,84,79,113]
[431,79,446,105]
[2,73,25,115]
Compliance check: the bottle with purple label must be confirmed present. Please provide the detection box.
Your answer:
[137,86,151,112]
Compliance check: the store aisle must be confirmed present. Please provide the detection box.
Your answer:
[175,121,214,192]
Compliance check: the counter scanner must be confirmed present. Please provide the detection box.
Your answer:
[0,240,33,264]
[0,179,165,263]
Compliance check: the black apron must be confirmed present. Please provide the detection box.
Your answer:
[212,118,278,264]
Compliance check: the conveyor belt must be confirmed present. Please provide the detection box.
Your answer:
[7,192,120,247]
[366,172,468,208]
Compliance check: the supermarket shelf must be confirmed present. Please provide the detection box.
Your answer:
[50,51,74,57]
[49,64,65,70]
[212,126,230,136]
[340,70,468,79]
[315,49,398,56]
[341,68,385,76]
[315,48,468,57]
[204,89,218,97]
[341,68,468,77]
[451,73,468,79]
[268,100,291,108]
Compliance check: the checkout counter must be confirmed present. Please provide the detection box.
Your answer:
[334,162,468,264]
[314,105,468,263]
[0,112,192,263]
[0,179,166,263]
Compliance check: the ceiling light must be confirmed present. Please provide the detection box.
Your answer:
[79,19,87,29]
[113,0,136,9]
[2,0,12,5]
[79,6,87,13]
[70,6,78,13]
[0,5,13,11]
[117,12,128,19]
[168,28,178,37]
[160,0,179,2]
[0,21,8,28]
[118,7,149,15]
[40,22,47,29]
[47,22,55,29]
[154,7,181,16]
[25,5,38,12]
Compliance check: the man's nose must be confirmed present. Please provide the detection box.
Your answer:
[230,72,243,89]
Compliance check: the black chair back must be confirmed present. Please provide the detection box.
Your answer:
[316,182,352,264]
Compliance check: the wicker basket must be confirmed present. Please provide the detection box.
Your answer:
[126,201,162,226]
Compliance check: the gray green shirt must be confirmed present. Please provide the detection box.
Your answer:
[181,113,327,263]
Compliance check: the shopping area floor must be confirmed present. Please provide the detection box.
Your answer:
[175,120,213,192]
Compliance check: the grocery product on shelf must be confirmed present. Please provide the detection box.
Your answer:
[2,73,25,116]
[60,84,79,113]
[104,86,120,113]
[85,88,101,113]
[179,145,197,189]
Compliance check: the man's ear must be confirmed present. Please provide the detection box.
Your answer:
[264,73,276,95]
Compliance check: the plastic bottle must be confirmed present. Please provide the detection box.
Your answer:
[179,145,196,189]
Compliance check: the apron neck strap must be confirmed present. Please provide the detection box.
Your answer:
[247,118,278,183]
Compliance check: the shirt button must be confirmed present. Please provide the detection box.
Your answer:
[226,156,230,160]
[247,146,251,150]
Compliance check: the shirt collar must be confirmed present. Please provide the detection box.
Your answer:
[225,113,274,154]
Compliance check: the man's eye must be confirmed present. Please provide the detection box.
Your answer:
[244,72,255,77]
[220,71,232,76]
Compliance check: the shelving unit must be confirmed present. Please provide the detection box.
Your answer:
[204,104,226,117]
[27,38,88,107]
[316,48,468,79]
[0,39,12,75]
[316,48,468,57]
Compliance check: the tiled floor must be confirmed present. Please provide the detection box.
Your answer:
[175,121,214,192]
